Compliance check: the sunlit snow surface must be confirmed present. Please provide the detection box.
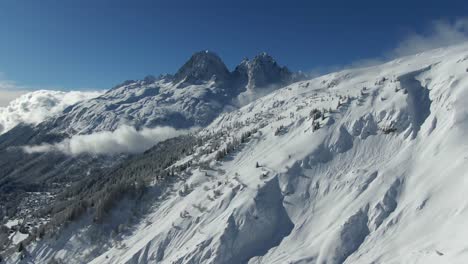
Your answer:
[14,43,468,263]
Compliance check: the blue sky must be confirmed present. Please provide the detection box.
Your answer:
[1,0,468,91]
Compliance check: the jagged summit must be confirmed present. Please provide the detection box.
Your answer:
[173,50,230,84]
[172,50,296,89]
[230,52,293,91]
[245,52,292,89]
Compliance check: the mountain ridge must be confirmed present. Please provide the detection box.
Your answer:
[17,51,300,137]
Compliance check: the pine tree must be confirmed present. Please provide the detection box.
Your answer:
[17,242,24,252]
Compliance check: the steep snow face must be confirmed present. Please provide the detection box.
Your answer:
[44,78,232,135]
[0,90,102,134]
[17,43,468,264]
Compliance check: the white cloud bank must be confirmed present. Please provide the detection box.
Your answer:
[0,89,102,134]
[22,125,192,155]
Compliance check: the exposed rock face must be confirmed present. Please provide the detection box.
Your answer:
[245,52,293,89]
[173,50,231,84]
[232,52,293,91]
[174,50,296,91]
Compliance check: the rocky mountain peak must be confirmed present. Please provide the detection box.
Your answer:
[173,50,230,84]
[232,52,293,90]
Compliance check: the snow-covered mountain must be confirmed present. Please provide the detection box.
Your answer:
[0,90,102,135]
[6,43,468,263]
[0,50,301,261]
[36,51,297,136]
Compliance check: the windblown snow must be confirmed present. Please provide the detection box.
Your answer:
[11,44,468,263]
[0,90,102,135]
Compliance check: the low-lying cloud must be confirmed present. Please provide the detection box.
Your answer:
[22,125,192,155]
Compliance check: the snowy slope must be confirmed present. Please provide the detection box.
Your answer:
[0,90,101,135]
[47,77,229,134]
[12,43,468,263]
